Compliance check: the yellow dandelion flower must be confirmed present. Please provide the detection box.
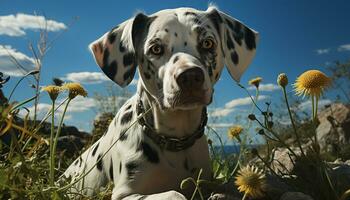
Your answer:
[42,85,61,101]
[227,125,243,140]
[63,82,87,99]
[249,77,262,88]
[277,73,288,88]
[293,70,331,98]
[235,165,266,199]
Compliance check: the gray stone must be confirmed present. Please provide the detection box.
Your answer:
[317,103,350,154]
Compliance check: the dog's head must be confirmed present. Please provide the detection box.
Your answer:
[90,7,258,110]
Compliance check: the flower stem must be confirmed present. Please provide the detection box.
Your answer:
[51,98,71,185]
[311,96,318,144]
[49,100,55,187]
[242,193,248,200]
[282,87,305,156]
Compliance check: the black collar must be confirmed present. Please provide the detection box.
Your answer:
[136,100,207,152]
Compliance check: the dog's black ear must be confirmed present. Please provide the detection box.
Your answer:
[206,7,259,82]
[89,13,150,87]
[132,13,150,52]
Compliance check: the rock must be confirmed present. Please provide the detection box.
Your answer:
[317,103,350,155]
[280,192,313,200]
[329,161,350,195]
[264,174,292,199]
[270,146,303,175]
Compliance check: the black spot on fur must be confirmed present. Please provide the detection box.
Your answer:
[79,156,82,167]
[119,161,122,174]
[233,22,243,46]
[108,30,117,44]
[92,142,99,156]
[208,66,213,77]
[121,111,133,125]
[97,154,103,171]
[174,32,178,37]
[244,27,256,50]
[207,9,223,36]
[225,18,234,30]
[226,30,235,50]
[119,42,126,52]
[102,49,118,80]
[132,13,152,50]
[193,17,201,24]
[123,65,137,81]
[123,53,134,66]
[184,11,198,17]
[173,56,179,64]
[126,104,132,111]
[74,159,79,166]
[119,129,128,141]
[144,72,151,80]
[139,142,159,163]
[109,158,114,181]
[231,51,239,65]
[126,161,138,178]
[165,28,168,32]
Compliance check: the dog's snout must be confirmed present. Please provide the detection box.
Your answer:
[176,67,204,90]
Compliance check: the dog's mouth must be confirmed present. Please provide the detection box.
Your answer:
[165,89,212,110]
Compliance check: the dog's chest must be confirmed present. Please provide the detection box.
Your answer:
[133,137,211,195]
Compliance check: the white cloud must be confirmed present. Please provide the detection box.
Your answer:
[296,99,332,111]
[0,13,66,37]
[0,45,36,76]
[248,83,279,92]
[225,95,269,108]
[62,72,109,84]
[210,108,234,117]
[210,95,269,117]
[68,96,96,112]
[338,44,350,52]
[315,48,330,55]
[62,72,139,86]
[19,96,97,120]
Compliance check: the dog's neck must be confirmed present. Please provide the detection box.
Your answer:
[138,88,205,138]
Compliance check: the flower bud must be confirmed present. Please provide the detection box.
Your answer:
[277,73,288,88]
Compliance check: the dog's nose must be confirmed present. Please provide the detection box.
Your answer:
[176,67,204,90]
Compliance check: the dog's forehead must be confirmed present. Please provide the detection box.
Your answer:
[147,8,210,36]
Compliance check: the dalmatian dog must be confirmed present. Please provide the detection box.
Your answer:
[63,6,258,200]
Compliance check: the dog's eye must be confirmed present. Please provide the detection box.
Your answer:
[150,44,164,55]
[201,39,214,49]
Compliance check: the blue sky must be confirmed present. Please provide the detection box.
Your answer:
[1,0,350,143]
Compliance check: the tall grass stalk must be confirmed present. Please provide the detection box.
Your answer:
[49,100,55,186]
[50,98,72,187]
[282,87,305,156]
